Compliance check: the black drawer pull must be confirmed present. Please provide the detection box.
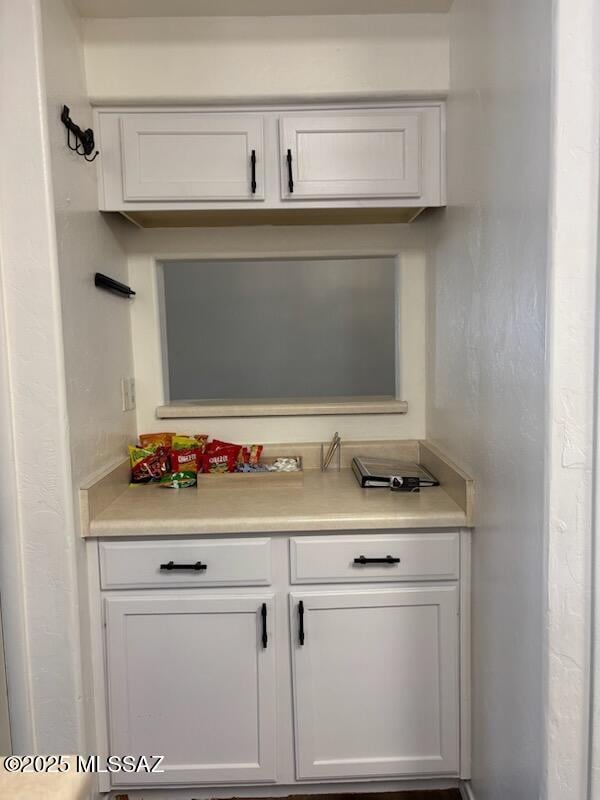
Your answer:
[298,600,305,646]
[160,561,207,571]
[286,149,294,193]
[261,603,268,649]
[250,149,257,194]
[353,555,401,565]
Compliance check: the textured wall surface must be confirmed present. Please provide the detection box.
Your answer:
[545,0,600,797]
[81,14,449,104]
[42,0,136,487]
[426,1,552,797]
[0,0,82,753]
[40,0,137,756]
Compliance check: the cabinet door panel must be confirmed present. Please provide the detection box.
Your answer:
[280,112,422,200]
[121,114,264,201]
[290,587,459,779]
[105,594,276,786]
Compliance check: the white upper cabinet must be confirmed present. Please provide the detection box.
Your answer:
[119,113,264,201]
[280,111,422,200]
[95,103,445,221]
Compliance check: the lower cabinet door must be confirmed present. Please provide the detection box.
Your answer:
[105,594,276,786]
[290,586,459,779]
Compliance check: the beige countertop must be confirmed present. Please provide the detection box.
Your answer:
[82,441,473,537]
[89,468,467,536]
[0,761,91,800]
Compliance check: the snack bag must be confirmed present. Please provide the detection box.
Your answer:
[170,448,200,475]
[129,445,170,483]
[171,435,204,474]
[203,443,239,473]
[139,432,176,449]
[172,435,203,450]
[208,439,243,468]
[203,439,242,472]
[248,444,263,466]
[236,444,264,470]
[211,438,242,451]
[194,434,209,452]
[159,471,197,489]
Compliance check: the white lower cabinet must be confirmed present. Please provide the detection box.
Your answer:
[104,594,277,786]
[98,532,466,790]
[290,587,460,779]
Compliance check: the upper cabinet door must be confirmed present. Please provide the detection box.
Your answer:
[280,111,422,200]
[105,594,276,786]
[120,113,265,201]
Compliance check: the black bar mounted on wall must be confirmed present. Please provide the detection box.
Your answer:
[95,273,136,299]
[61,105,99,162]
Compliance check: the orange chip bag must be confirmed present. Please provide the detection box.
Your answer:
[139,432,175,449]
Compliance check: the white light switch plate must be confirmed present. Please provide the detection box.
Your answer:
[128,377,136,410]
[121,377,136,411]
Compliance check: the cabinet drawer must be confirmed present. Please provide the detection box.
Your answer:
[99,538,271,589]
[290,533,459,584]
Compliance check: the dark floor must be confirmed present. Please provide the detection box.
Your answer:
[235,792,461,800]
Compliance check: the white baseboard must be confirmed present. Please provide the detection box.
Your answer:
[460,780,476,800]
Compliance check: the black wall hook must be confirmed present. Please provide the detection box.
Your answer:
[61,105,99,162]
[95,273,136,298]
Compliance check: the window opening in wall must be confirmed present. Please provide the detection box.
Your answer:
[159,257,398,403]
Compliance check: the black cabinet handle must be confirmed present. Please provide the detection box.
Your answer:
[353,555,401,565]
[160,560,207,571]
[286,149,294,193]
[298,600,305,646]
[261,603,268,649]
[250,149,257,194]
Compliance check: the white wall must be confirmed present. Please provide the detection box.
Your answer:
[426,1,552,798]
[123,224,427,443]
[83,11,442,444]
[0,0,139,757]
[42,0,135,489]
[40,0,137,757]
[0,0,83,753]
[81,14,449,104]
[545,0,600,797]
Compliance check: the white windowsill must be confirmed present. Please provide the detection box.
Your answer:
[156,396,409,419]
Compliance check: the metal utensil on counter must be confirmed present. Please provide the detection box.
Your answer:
[321,432,341,471]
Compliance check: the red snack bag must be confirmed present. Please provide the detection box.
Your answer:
[233,443,263,468]
[129,445,170,483]
[208,439,242,457]
[170,448,200,475]
[211,439,242,452]
[203,445,239,473]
